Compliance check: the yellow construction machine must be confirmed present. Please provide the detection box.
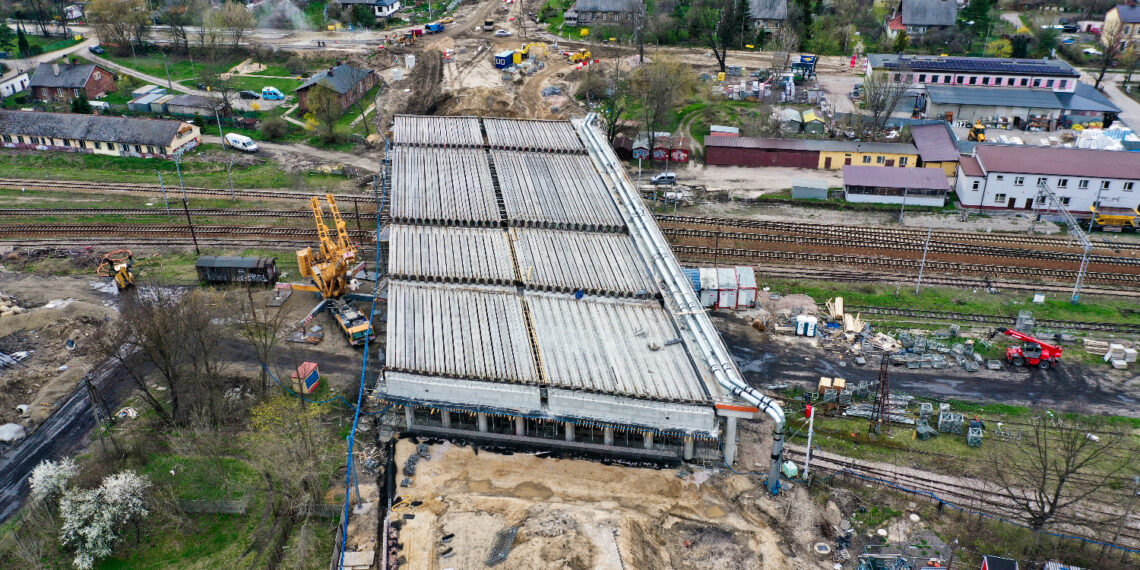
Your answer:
[520,42,548,59]
[566,48,591,64]
[97,249,135,290]
[289,194,375,346]
[967,121,986,142]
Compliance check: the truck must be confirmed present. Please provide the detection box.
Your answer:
[990,327,1062,369]
[425,23,445,33]
[484,19,494,31]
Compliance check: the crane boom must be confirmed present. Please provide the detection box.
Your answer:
[310,196,335,260]
[325,193,354,256]
[993,327,1060,351]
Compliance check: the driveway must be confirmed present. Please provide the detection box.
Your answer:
[202,135,381,173]
[1100,77,1140,130]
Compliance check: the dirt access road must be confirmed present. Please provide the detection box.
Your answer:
[201,135,382,173]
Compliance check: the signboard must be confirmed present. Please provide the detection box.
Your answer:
[669,148,690,163]
[632,148,649,160]
[651,148,668,161]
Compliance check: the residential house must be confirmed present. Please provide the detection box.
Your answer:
[0,110,201,159]
[294,63,379,113]
[563,0,638,26]
[333,0,401,18]
[749,0,788,31]
[704,137,921,170]
[954,145,1140,211]
[28,62,116,103]
[886,0,958,38]
[980,555,1019,570]
[0,73,29,99]
[909,122,960,175]
[843,165,950,206]
[1104,4,1140,50]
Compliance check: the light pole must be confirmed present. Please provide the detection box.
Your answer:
[802,404,816,480]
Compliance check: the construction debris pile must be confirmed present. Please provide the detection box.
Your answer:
[1084,338,1138,370]
[0,291,26,317]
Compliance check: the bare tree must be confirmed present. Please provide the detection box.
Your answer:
[235,286,290,397]
[861,68,911,133]
[161,0,201,53]
[1094,22,1126,90]
[87,0,149,54]
[629,58,698,157]
[988,416,1134,529]
[630,0,648,63]
[764,27,799,103]
[210,0,254,51]
[691,0,749,73]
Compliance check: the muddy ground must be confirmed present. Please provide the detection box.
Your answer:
[390,438,836,569]
[711,311,1140,417]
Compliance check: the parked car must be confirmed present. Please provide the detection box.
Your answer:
[239,90,260,100]
[88,44,105,54]
[495,29,512,37]
[1083,48,1102,56]
[1062,24,1079,33]
[223,133,259,153]
[261,86,285,100]
[650,172,677,185]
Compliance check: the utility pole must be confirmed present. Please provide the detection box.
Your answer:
[915,224,932,295]
[802,404,815,480]
[155,170,171,216]
[871,354,890,435]
[214,107,225,139]
[182,198,200,255]
[226,157,237,201]
[161,50,174,91]
[85,376,122,458]
[898,187,908,224]
[174,157,187,201]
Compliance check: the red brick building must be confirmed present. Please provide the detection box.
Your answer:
[28,62,116,103]
[294,63,378,113]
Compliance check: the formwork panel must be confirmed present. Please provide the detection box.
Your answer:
[512,228,657,296]
[386,281,539,383]
[525,293,709,403]
[393,115,483,147]
[389,146,499,225]
[484,118,585,152]
[492,151,625,231]
[384,371,543,413]
[388,225,515,284]
[546,389,717,434]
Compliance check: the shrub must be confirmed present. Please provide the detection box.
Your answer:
[284,55,306,76]
[260,116,289,140]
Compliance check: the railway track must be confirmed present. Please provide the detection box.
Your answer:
[841,305,1140,334]
[0,224,376,240]
[0,178,377,203]
[0,208,381,220]
[662,227,1140,268]
[672,245,1140,286]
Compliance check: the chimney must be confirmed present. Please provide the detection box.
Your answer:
[328,67,334,76]
[52,63,60,76]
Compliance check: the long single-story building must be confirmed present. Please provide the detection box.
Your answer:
[924,83,1119,128]
[705,136,920,170]
[0,110,200,159]
[955,145,1140,212]
[844,165,950,206]
[909,122,960,176]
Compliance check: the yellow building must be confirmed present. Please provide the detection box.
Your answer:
[813,141,921,170]
[0,110,200,159]
[1103,5,1140,51]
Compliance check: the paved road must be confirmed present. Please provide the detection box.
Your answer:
[1100,76,1140,130]
[0,36,100,81]
[201,135,381,173]
[0,358,131,522]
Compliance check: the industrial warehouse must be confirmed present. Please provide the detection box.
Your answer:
[378,114,783,475]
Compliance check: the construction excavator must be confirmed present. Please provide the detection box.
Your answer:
[97,249,135,291]
[520,42,548,59]
[287,194,375,347]
[990,327,1062,369]
[967,120,987,142]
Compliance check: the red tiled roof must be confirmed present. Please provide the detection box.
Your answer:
[958,156,983,177]
[888,13,906,31]
[974,145,1140,179]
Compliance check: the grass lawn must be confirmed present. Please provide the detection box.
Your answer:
[24,34,82,55]
[98,89,136,105]
[102,52,245,82]
[185,75,305,94]
[335,84,382,132]
[0,147,354,191]
[252,65,306,78]
[304,0,329,29]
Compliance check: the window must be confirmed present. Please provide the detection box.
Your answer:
[79,141,86,149]
[1033,78,1041,87]
[30,136,40,144]
[72,89,79,96]
[1014,176,1025,186]
[993,77,1002,86]
[862,155,872,164]
[1037,177,1047,186]
[1046,79,1054,88]
[1020,78,1029,86]
[969,76,977,85]
[918,74,926,82]
[1,135,8,143]
[996,175,1004,181]
[972,181,981,190]
[876,156,885,164]
[93,72,101,80]
[1125,182,1135,191]
[1079,180,1089,189]
[899,157,908,166]
[956,75,964,84]
[894,73,901,81]
[94,141,101,149]
[16,136,23,143]
[1057,178,1068,188]
[1101,181,1111,190]
[62,139,69,147]
[1060,197,1071,206]
[56,88,64,97]
[943,75,951,83]
[994,193,1007,203]
[982,77,990,85]
[107,143,115,150]
[134,145,142,153]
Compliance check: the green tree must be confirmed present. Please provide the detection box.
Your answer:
[986,38,1012,58]
[0,23,16,53]
[16,28,29,58]
[71,92,93,114]
[892,30,909,53]
[306,84,344,142]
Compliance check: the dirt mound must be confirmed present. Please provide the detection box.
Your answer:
[436,86,524,117]
[401,49,445,115]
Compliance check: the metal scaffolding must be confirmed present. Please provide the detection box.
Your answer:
[1031,181,1092,303]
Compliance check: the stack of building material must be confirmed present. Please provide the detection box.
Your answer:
[826,297,844,320]
[1105,343,1128,369]
[1082,338,1110,355]
[1124,348,1138,363]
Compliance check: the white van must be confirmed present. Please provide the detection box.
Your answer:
[223,132,258,153]
[650,172,677,185]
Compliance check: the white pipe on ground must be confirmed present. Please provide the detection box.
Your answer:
[575,115,787,493]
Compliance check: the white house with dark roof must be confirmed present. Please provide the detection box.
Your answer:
[333,0,401,18]
[886,0,958,38]
[563,0,638,26]
[0,110,200,159]
[749,0,788,31]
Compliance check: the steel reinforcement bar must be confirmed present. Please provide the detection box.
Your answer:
[671,245,1140,285]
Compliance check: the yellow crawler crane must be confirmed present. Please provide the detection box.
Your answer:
[291,194,375,346]
[520,42,548,59]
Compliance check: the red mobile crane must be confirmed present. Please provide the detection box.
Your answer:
[990,327,1062,369]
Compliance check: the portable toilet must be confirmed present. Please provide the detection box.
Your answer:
[513,51,523,65]
[698,268,718,308]
[805,316,818,337]
[716,267,738,309]
[682,268,701,295]
[735,266,757,308]
[795,315,808,336]
[290,362,321,394]
[494,50,515,69]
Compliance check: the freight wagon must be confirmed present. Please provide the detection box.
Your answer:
[195,256,278,285]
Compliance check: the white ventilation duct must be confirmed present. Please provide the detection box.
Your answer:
[576,115,787,493]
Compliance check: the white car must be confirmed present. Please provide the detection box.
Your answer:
[495,30,512,37]
[1082,48,1102,56]
[223,133,258,153]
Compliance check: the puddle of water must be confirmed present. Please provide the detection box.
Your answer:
[89,281,119,295]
